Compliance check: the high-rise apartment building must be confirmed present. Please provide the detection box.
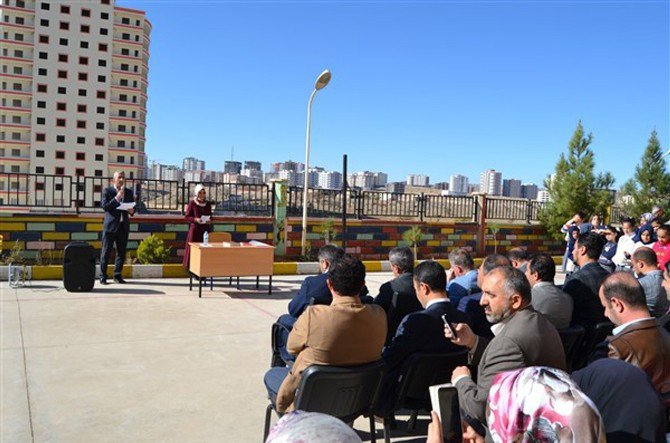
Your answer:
[183,156,205,171]
[0,0,151,204]
[223,160,241,174]
[317,170,342,189]
[243,160,261,171]
[406,174,429,187]
[480,169,502,195]
[521,183,538,200]
[537,189,551,202]
[502,178,522,198]
[449,174,469,195]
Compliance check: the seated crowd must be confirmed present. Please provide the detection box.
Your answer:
[263,205,670,442]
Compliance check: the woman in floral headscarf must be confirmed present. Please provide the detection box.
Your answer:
[182,184,213,269]
[265,411,361,443]
[487,366,605,443]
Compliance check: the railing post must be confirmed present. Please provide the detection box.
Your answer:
[270,182,276,217]
[180,179,186,215]
[419,193,425,222]
[476,194,487,258]
[526,199,532,224]
[75,175,81,214]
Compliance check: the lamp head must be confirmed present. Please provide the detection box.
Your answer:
[314,69,332,90]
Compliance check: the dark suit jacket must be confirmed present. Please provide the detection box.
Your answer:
[374,273,423,344]
[457,292,493,338]
[382,299,470,372]
[563,262,610,326]
[101,186,135,233]
[455,306,566,424]
[287,272,369,318]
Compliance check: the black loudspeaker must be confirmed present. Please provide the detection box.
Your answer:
[63,242,96,292]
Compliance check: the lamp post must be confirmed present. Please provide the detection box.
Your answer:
[301,69,332,256]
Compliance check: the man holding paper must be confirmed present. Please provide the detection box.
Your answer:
[100,171,135,284]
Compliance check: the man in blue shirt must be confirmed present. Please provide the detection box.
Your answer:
[446,248,479,307]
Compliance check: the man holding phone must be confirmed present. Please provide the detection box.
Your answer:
[100,171,135,284]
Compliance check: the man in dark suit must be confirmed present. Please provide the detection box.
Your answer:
[563,231,611,327]
[100,171,135,284]
[374,246,423,344]
[446,266,566,427]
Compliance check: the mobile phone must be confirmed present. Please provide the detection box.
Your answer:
[442,314,458,339]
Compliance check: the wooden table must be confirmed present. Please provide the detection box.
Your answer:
[188,241,274,297]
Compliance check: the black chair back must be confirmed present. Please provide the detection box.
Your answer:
[294,360,386,423]
[394,350,468,411]
[558,325,586,372]
[574,321,614,370]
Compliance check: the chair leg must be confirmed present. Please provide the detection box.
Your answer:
[407,410,418,431]
[383,417,391,443]
[263,404,274,441]
[369,415,376,443]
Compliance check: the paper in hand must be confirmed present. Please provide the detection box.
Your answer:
[200,215,211,223]
[117,202,136,211]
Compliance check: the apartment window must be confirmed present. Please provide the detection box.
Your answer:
[75,168,84,176]
[96,106,105,114]
[59,38,68,46]
[56,102,66,111]
[11,165,20,172]
[41,2,50,10]
[60,5,70,14]
[95,138,104,146]
[98,43,107,52]
[37,84,47,93]
[14,33,24,42]
[122,33,130,40]
[37,101,46,108]
[11,116,21,124]
[98,59,107,67]
[77,104,87,112]
[121,64,129,71]
[57,86,66,94]
[101,12,109,20]
[79,56,88,65]
[58,54,68,62]
[38,52,48,59]
[11,148,21,156]
[119,94,127,102]
[55,167,65,175]
[15,17,25,25]
[76,120,86,129]
[77,136,85,144]
[36,117,45,124]
[36,166,44,174]
[38,68,47,76]
[80,41,89,49]
[97,75,106,83]
[82,8,91,17]
[76,152,85,160]
[14,49,24,58]
[78,72,88,81]
[80,24,89,33]
[58,70,67,79]
[117,156,125,163]
[120,79,128,86]
[56,135,65,143]
[56,118,66,127]
[118,140,126,147]
[40,19,49,26]
[119,125,126,132]
[100,28,108,36]
[94,171,103,178]
[35,133,46,141]
[60,21,69,29]
[55,151,65,159]
[96,122,104,130]
[95,154,103,161]
[12,99,22,107]
[35,182,45,191]
[11,132,21,140]
[78,89,87,97]
[97,90,106,99]
[38,35,49,44]
[55,183,63,190]
[12,83,22,91]
[121,48,130,56]
[36,150,45,158]
[11,66,22,75]
[122,18,130,25]
[119,110,127,117]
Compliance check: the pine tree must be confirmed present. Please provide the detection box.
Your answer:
[621,130,670,218]
[539,121,615,240]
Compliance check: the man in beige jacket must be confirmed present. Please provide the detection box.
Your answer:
[264,255,387,413]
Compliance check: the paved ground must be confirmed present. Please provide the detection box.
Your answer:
[2,270,567,443]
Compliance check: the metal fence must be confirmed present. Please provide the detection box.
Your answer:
[0,172,624,223]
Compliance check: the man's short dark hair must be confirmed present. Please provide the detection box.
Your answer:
[448,248,474,271]
[632,246,658,266]
[507,248,528,263]
[414,260,447,292]
[389,246,414,273]
[328,254,365,296]
[528,253,556,282]
[622,217,635,227]
[492,266,532,304]
[318,244,344,265]
[576,232,605,260]
[601,272,647,310]
[481,254,511,275]
[575,211,587,220]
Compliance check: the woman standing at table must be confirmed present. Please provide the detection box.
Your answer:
[183,184,213,269]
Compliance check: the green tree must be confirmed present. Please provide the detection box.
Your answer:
[402,225,423,260]
[620,130,670,218]
[539,121,615,240]
[136,235,171,264]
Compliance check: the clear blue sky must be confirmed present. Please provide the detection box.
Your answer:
[120,0,669,187]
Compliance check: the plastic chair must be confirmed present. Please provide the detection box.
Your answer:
[558,324,586,372]
[573,321,614,370]
[263,360,386,442]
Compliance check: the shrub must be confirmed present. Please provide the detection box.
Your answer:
[136,235,171,264]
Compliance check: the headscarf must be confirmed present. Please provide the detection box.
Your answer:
[487,367,606,443]
[265,411,362,443]
[193,184,207,206]
[635,224,655,245]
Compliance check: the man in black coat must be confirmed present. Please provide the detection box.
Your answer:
[100,171,135,284]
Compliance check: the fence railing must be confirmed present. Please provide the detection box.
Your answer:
[0,172,624,223]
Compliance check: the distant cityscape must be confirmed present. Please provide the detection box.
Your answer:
[148,157,550,201]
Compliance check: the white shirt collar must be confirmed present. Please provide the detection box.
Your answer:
[533,281,553,288]
[490,312,516,336]
[426,297,450,309]
[612,317,651,335]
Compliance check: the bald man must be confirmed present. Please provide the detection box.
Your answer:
[598,272,670,395]
[100,171,135,284]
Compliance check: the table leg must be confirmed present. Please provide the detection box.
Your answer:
[229,277,232,286]
[199,278,203,298]
[210,277,213,291]
[268,275,273,295]
[256,276,260,289]
[189,274,192,291]
[237,276,240,289]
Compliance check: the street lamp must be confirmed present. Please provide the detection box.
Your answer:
[301,69,332,256]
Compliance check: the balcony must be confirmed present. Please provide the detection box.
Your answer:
[2,19,36,29]
[1,4,35,14]
[0,122,31,129]
[0,55,34,64]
